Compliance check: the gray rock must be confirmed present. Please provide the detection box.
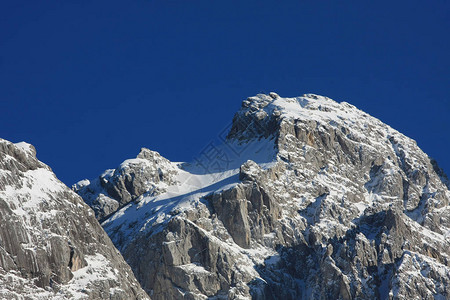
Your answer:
[78,93,450,299]
[73,148,179,220]
[0,139,149,299]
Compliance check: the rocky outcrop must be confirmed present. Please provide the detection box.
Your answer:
[0,139,149,299]
[77,93,450,299]
[227,92,282,141]
[73,148,179,220]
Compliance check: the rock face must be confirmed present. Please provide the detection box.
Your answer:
[73,148,179,220]
[0,139,149,299]
[77,93,450,299]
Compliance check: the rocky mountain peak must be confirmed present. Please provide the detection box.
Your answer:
[14,141,37,158]
[227,93,282,141]
[137,147,163,161]
[5,92,449,299]
[227,92,360,143]
[73,147,179,220]
[0,140,44,175]
[0,138,149,299]
[73,93,450,299]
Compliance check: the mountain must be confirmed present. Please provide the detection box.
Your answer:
[76,92,450,300]
[73,148,180,221]
[0,139,149,299]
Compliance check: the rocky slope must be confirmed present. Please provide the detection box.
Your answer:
[76,93,450,299]
[0,139,149,299]
[73,148,179,221]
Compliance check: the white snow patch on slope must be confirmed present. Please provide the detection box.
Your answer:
[102,137,278,249]
[1,168,66,220]
[65,253,118,299]
[0,139,135,299]
[14,141,35,155]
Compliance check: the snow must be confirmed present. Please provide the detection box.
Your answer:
[270,94,367,128]
[66,253,118,299]
[14,141,34,155]
[0,139,139,300]
[102,136,278,249]
[1,167,66,221]
[70,93,450,298]
[98,93,428,251]
[176,263,211,274]
[264,254,281,266]
[353,202,368,214]
[394,250,450,296]
[73,179,90,190]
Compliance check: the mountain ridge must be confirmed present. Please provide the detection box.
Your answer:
[74,93,450,299]
[0,138,149,299]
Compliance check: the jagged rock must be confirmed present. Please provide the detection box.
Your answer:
[0,139,149,299]
[76,93,450,299]
[73,148,179,220]
[239,160,262,182]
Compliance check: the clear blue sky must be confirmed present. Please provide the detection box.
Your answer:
[1,1,449,185]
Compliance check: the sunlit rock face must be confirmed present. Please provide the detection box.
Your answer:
[77,93,450,299]
[73,147,179,221]
[0,139,149,299]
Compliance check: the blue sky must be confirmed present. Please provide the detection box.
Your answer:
[1,1,449,185]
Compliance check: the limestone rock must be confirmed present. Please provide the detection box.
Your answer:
[73,148,179,220]
[0,139,149,299]
[77,93,450,299]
